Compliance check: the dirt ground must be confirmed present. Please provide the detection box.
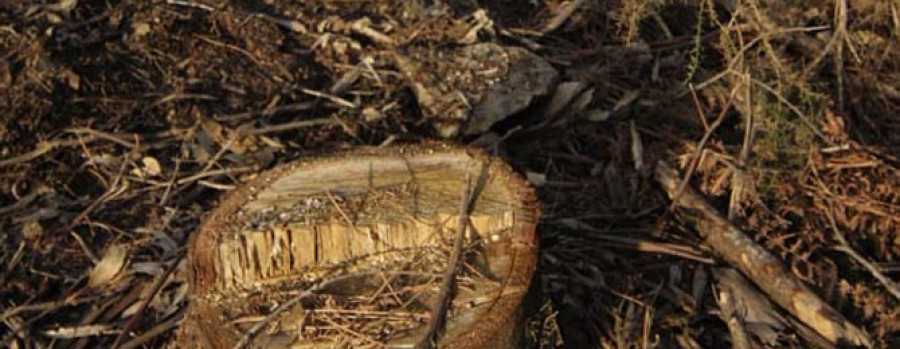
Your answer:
[2,0,900,348]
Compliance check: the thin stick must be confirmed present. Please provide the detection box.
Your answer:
[825,206,900,302]
[0,295,99,322]
[324,190,389,248]
[832,0,848,112]
[669,83,741,211]
[110,250,185,348]
[0,141,57,167]
[728,72,755,220]
[66,128,138,149]
[1,304,58,345]
[165,0,216,11]
[218,102,316,122]
[158,157,182,207]
[0,242,25,288]
[175,166,256,185]
[677,25,830,99]
[232,272,377,349]
[248,118,335,134]
[118,313,182,349]
[318,314,386,347]
[414,173,473,349]
[688,83,709,131]
[67,153,131,230]
[300,88,358,109]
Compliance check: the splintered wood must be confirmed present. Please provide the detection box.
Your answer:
[213,211,515,289]
[180,145,539,349]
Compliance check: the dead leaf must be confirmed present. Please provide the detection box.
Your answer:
[132,22,151,37]
[362,107,385,122]
[566,87,595,117]
[584,109,610,122]
[822,108,848,143]
[86,153,121,168]
[630,120,644,171]
[611,89,640,113]
[131,261,164,276]
[188,138,212,164]
[89,244,129,289]
[526,171,547,187]
[465,46,558,134]
[56,0,78,12]
[456,10,494,44]
[141,156,162,177]
[200,117,261,154]
[59,68,80,90]
[46,12,63,23]
[22,220,44,240]
[541,81,586,120]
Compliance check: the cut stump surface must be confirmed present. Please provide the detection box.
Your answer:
[178,144,540,348]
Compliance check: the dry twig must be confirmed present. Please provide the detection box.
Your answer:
[232,272,387,349]
[825,206,900,302]
[728,72,755,220]
[110,250,185,348]
[414,173,473,349]
[669,83,741,211]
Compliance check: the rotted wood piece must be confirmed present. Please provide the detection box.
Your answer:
[655,161,871,348]
[178,144,540,348]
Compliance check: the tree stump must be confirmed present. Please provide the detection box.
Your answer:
[177,144,540,348]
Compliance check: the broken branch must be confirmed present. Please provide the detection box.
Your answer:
[655,161,871,347]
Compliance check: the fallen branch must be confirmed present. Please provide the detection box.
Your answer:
[655,161,871,347]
